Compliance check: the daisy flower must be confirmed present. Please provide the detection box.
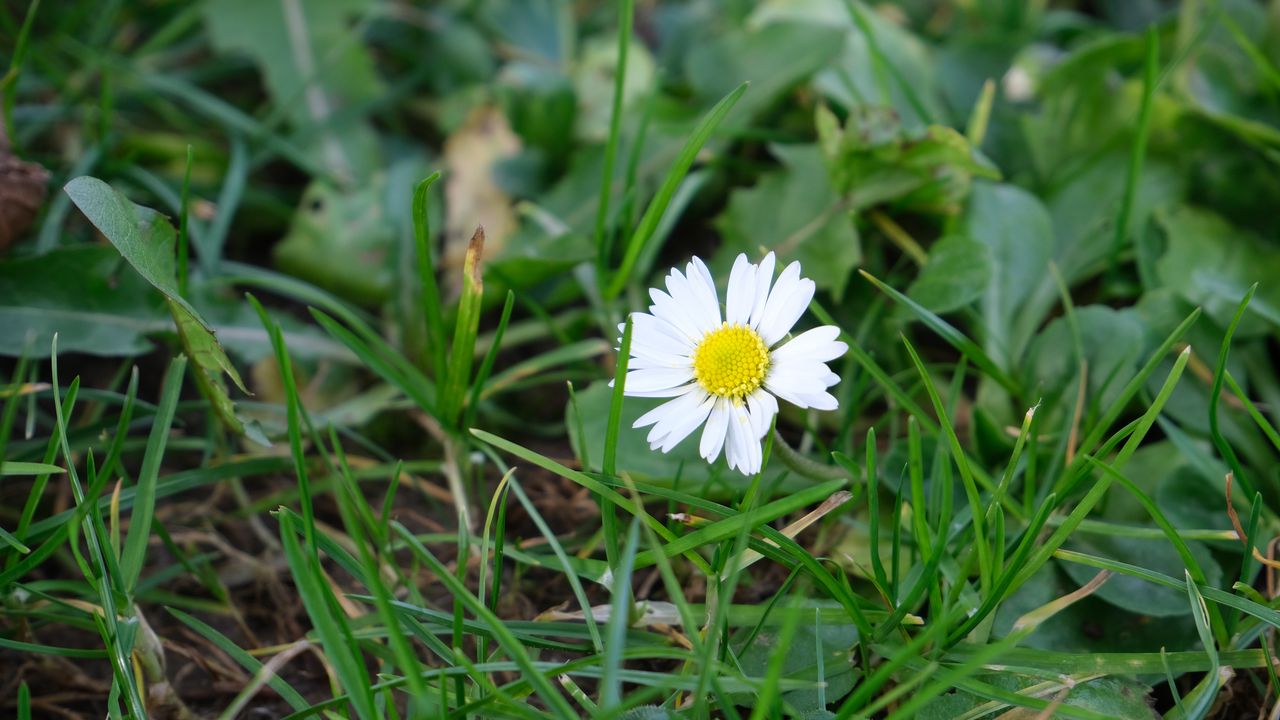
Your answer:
[618,252,848,475]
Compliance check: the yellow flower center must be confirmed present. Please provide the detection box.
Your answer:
[692,323,770,400]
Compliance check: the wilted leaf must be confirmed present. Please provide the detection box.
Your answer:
[0,136,50,253]
[170,298,248,433]
[443,106,521,290]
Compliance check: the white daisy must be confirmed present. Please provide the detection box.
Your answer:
[616,252,848,475]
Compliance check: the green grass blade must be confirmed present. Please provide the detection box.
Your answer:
[120,355,186,593]
[413,172,447,378]
[440,229,486,427]
[605,82,748,299]
[600,518,641,711]
[862,270,1021,395]
[464,289,515,431]
[1208,283,1257,496]
[277,511,377,719]
[392,522,579,719]
[902,335,991,594]
[593,0,634,274]
[1013,346,1191,590]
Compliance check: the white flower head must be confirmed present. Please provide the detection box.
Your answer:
[617,252,848,475]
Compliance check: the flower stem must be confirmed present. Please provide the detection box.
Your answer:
[770,428,850,482]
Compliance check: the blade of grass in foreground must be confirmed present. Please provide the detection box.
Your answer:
[167,608,309,712]
[277,511,377,720]
[861,269,1021,396]
[605,82,747,300]
[599,518,641,712]
[392,522,579,719]
[1012,346,1192,591]
[600,315,633,570]
[328,429,430,709]
[120,355,185,593]
[902,336,991,595]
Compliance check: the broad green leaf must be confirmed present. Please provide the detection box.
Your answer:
[63,177,204,327]
[962,182,1054,365]
[202,0,382,181]
[920,673,1157,720]
[478,0,574,66]
[685,20,845,125]
[733,619,859,711]
[907,236,992,314]
[0,246,168,357]
[1155,206,1280,336]
[1026,306,1146,413]
[751,0,947,126]
[65,176,249,436]
[995,565,1200,653]
[1046,155,1184,283]
[1060,534,1222,618]
[714,144,860,298]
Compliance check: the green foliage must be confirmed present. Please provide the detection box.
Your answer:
[5,0,1280,718]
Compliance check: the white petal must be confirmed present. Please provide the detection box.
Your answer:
[759,275,815,347]
[749,252,777,328]
[726,254,756,325]
[770,326,848,364]
[633,388,697,428]
[627,330,692,367]
[699,400,730,463]
[689,257,723,325]
[765,367,840,410]
[725,402,762,475]
[650,288,701,343]
[643,390,712,451]
[665,266,718,335]
[798,391,839,411]
[657,393,715,452]
[766,365,833,397]
[754,261,799,336]
[630,313,696,356]
[621,384,700,398]
[746,390,778,440]
[623,367,695,393]
[627,355,691,371]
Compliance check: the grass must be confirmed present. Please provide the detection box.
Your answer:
[3,0,1280,718]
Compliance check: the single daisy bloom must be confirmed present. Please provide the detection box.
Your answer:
[617,252,848,475]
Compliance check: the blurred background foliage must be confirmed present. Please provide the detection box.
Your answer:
[3,0,1280,716]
